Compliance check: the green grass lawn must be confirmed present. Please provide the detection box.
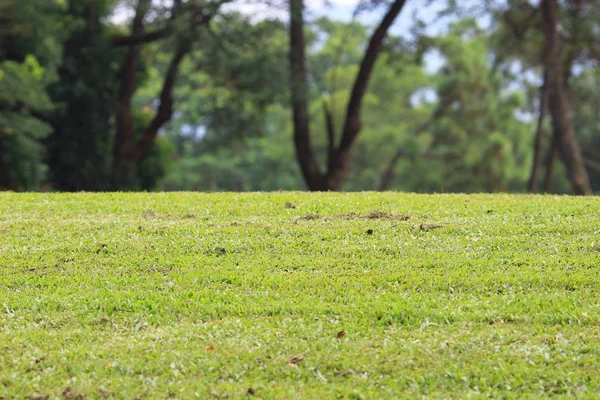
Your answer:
[1,192,599,399]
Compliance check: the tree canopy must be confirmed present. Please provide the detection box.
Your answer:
[0,0,598,194]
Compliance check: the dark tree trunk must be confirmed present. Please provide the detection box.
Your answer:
[289,0,327,191]
[543,133,558,193]
[112,0,149,186]
[135,38,192,160]
[288,0,407,191]
[111,26,173,46]
[323,100,336,175]
[528,71,549,193]
[0,132,15,190]
[541,0,592,195]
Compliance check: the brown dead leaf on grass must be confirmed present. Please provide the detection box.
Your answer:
[142,209,157,219]
[365,211,409,220]
[300,213,321,220]
[25,395,48,400]
[413,223,442,231]
[62,387,85,399]
[336,330,346,339]
[287,355,304,366]
[300,211,409,221]
[337,211,409,220]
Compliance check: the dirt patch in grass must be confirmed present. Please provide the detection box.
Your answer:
[298,210,409,221]
[299,213,322,220]
[141,209,207,220]
[413,223,443,231]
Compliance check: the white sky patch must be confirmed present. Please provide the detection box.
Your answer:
[111,0,364,24]
[220,0,363,20]
[110,3,134,25]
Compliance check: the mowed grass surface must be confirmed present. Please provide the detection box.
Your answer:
[0,192,599,399]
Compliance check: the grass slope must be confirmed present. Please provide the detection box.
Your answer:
[0,192,599,399]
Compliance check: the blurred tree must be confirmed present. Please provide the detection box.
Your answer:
[488,0,596,194]
[46,0,121,191]
[1,0,597,194]
[110,0,230,189]
[160,15,534,193]
[541,0,591,194]
[0,0,67,190]
[289,0,409,191]
[379,20,532,192]
[158,13,295,191]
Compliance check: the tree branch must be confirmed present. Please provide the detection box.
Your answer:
[114,0,150,164]
[528,69,549,193]
[378,119,431,191]
[111,26,173,46]
[332,0,408,188]
[110,0,215,47]
[135,38,193,161]
[378,93,453,191]
[543,132,558,193]
[542,0,591,195]
[323,100,336,174]
[502,6,539,41]
[584,158,600,173]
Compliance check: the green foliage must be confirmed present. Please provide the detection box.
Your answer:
[176,14,289,149]
[1,192,599,397]
[0,1,598,193]
[161,104,302,191]
[570,67,600,192]
[0,58,54,189]
[413,21,533,192]
[164,16,534,193]
[0,0,67,190]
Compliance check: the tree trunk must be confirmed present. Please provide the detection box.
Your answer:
[112,0,150,187]
[543,134,558,193]
[0,134,15,190]
[111,0,207,188]
[288,0,408,191]
[289,0,327,191]
[541,0,592,195]
[135,38,192,160]
[528,71,549,193]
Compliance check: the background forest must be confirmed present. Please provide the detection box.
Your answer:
[1,0,598,194]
